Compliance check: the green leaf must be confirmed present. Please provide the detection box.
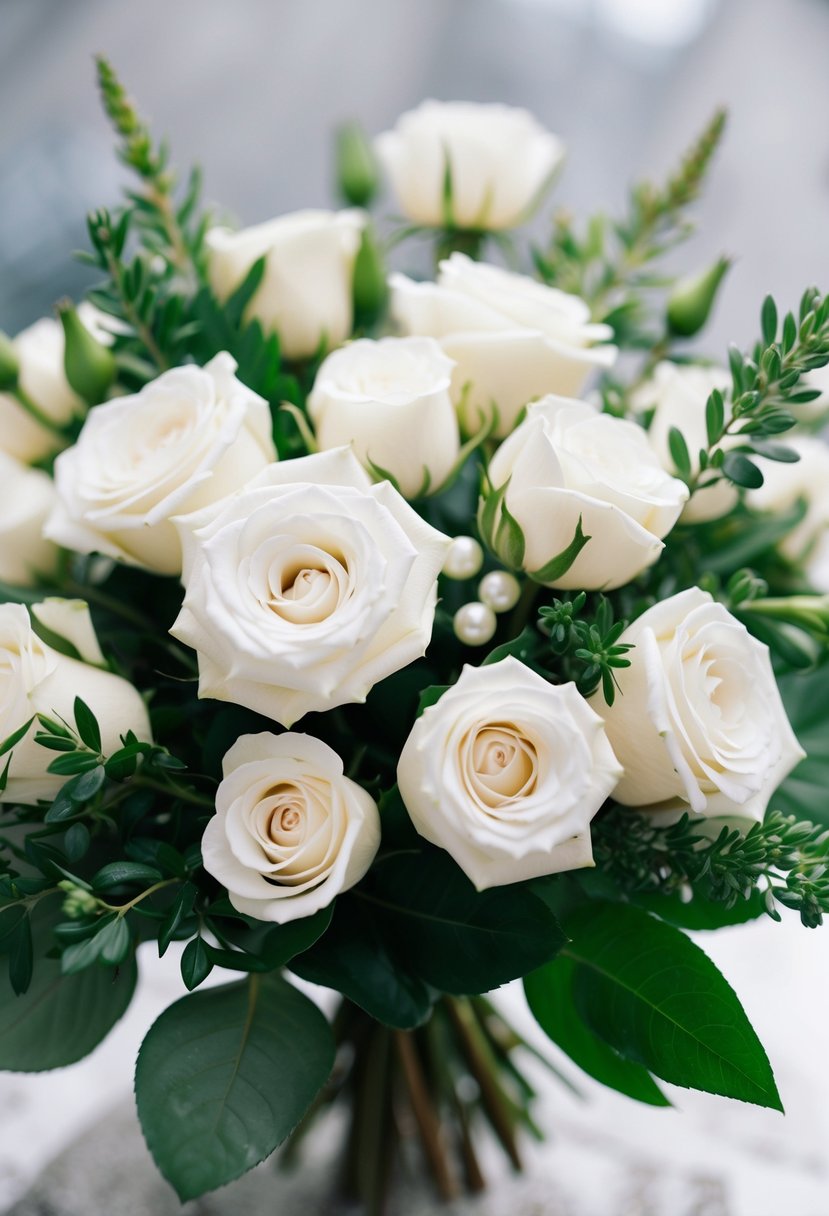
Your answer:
[73,697,102,754]
[530,516,591,585]
[562,902,782,1109]
[367,851,566,995]
[61,914,132,974]
[775,664,829,824]
[482,625,542,669]
[722,451,764,489]
[46,752,100,776]
[8,914,33,995]
[632,889,765,930]
[181,936,213,991]
[525,957,669,1106]
[761,295,778,345]
[157,882,198,957]
[135,974,334,1201]
[703,499,807,572]
[290,896,434,1029]
[416,684,450,716]
[210,904,332,970]
[668,426,692,478]
[0,898,136,1069]
[224,255,266,329]
[0,717,34,759]
[705,389,725,447]
[91,861,163,891]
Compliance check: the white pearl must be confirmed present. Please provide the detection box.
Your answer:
[478,570,521,614]
[453,602,497,647]
[443,536,484,580]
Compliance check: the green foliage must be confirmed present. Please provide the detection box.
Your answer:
[0,897,136,1070]
[541,903,781,1109]
[135,974,334,1201]
[774,663,829,825]
[538,593,633,704]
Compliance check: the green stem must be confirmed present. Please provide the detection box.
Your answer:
[105,876,178,916]
[132,775,215,808]
[12,388,71,441]
[102,247,169,372]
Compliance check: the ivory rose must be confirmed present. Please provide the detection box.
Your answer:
[749,435,829,589]
[634,361,736,523]
[397,657,622,889]
[0,602,150,805]
[0,452,59,585]
[390,253,617,437]
[171,447,450,727]
[307,336,460,498]
[46,353,275,576]
[206,210,365,360]
[0,317,84,463]
[375,101,564,230]
[485,396,688,590]
[202,732,380,923]
[595,588,804,822]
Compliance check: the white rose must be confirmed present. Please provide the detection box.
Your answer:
[486,396,688,590]
[749,437,829,584]
[375,100,564,231]
[0,317,84,463]
[391,254,616,438]
[46,353,276,576]
[0,602,151,805]
[594,587,805,822]
[634,361,736,523]
[206,210,365,360]
[397,657,622,890]
[307,336,459,498]
[0,451,59,586]
[202,731,380,924]
[171,447,450,727]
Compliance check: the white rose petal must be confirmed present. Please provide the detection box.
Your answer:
[594,587,805,823]
[206,210,365,360]
[0,317,84,463]
[202,731,380,923]
[487,395,688,589]
[635,361,736,523]
[171,447,450,727]
[375,100,564,231]
[46,352,276,576]
[398,656,622,889]
[307,336,460,498]
[391,254,616,437]
[0,603,151,805]
[0,451,59,586]
[30,599,106,666]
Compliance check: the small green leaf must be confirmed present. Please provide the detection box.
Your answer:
[91,861,163,891]
[73,697,101,754]
[416,684,450,716]
[135,974,334,1201]
[0,717,34,759]
[761,295,778,345]
[66,766,106,803]
[157,882,198,957]
[181,936,213,991]
[668,426,692,478]
[722,451,764,489]
[705,389,725,446]
[530,516,591,586]
[8,914,33,995]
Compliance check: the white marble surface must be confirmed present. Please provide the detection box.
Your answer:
[1,911,827,1215]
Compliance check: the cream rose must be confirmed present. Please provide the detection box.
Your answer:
[634,361,736,523]
[307,336,459,498]
[0,451,59,586]
[749,436,829,588]
[397,657,622,889]
[486,396,688,590]
[0,317,85,463]
[171,447,449,727]
[45,353,275,576]
[206,210,365,360]
[375,101,564,231]
[202,732,380,923]
[390,253,617,437]
[0,602,151,806]
[595,588,804,822]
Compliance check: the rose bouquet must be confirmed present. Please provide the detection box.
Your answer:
[1,60,829,1214]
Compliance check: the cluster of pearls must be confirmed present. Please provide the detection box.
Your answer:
[443,536,522,647]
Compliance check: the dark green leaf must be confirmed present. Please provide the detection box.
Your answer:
[416,684,450,716]
[46,752,100,776]
[290,896,433,1029]
[135,974,334,1201]
[761,295,778,345]
[157,882,198,957]
[722,452,764,489]
[563,902,782,1109]
[525,957,669,1106]
[63,823,91,863]
[0,898,136,1069]
[530,516,591,585]
[66,766,106,803]
[368,851,566,994]
[181,936,213,991]
[482,625,542,669]
[8,915,33,995]
[0,717,34,759]
[705,390,725,447]
[668,426,692,478]
[775,665,829,824]
[73,698,102,754]
[92,861,163,891]
[632,889,765,930]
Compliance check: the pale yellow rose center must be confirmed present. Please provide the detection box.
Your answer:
[263,548,348,626]
[465,723,538,808]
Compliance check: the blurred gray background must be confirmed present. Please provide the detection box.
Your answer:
[2,0,829,355]
[2,2,829,1213]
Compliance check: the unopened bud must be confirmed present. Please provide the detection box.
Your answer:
[352,226,388,326]
[667,256,731,338]
[59,302,116,406]
[0,331,19,392]
[336,123,379,209]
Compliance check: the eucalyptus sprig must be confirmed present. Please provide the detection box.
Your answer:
[594,806,829,928]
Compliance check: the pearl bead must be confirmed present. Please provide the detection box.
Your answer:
[478,570,521,614]
[453,601,497,647]
[443,535,484,580]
